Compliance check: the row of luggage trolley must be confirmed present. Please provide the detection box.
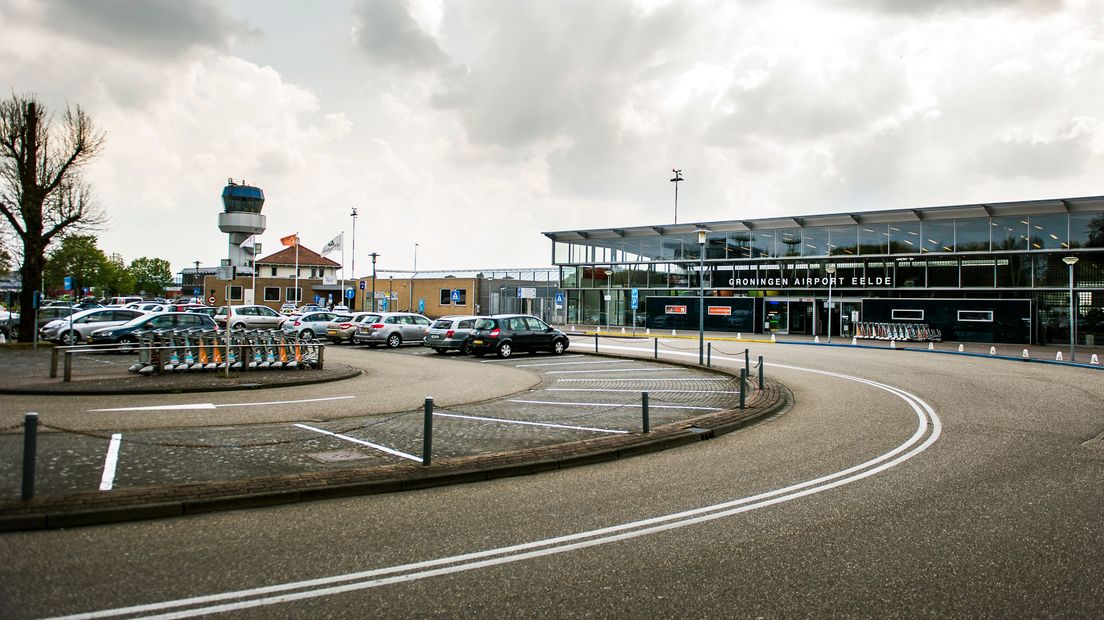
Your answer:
[853,322,942,342]
[127,327,322,374]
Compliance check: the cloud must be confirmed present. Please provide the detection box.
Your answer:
[833,0,1063,15]
[350,0,446,70]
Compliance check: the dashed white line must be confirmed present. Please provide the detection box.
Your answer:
[293,424,421,462]
[433,412,628,434]
[98,433,122,491]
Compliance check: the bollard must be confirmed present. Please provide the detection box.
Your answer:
[1023,348,1029,359]
[50,347,59,378]
[63,350,73,382]
[770,333,776,343]
[1056,351,1063,361]
[654,338,658,359]
[958,344,964,352]
[739,369,747,410]
[707,342,712,367]
[1092,354,1100,365]
[890,339,896,349]
[642,391,650,433]
[594,333,599,353]
[422,397,434,466]
[758,355,764,389]
[852,336,857,345]
[22,412,38,500]
[744,349,750,377]
[928,342,934,350]
[672,329,676,336]
[989,346,996,356]
[814,335,820,344]
[317,344,325,370]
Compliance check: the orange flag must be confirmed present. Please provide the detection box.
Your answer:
[280,233,299,247]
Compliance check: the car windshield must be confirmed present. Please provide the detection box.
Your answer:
[474,318,497,330]
[432,320,453,329]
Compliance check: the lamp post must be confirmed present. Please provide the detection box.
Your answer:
[410,242,418,312]
[697,228,707,365]
[825,265,836,343]
[368,252,379,312]
[350,207,357,308]
[670,169,684,224]
[193,261,200,298]
[1063,256,1078,361]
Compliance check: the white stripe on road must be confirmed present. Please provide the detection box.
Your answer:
[509,399,722,411]
[88,396,354,412]
[548,388,740,394]
[98,433,122,491]
[555,378,730,382]
[514,360,634,368]
[53,360,941,620]
[293,424,422,462]
[480,355,584,363]
[433,412,627,434]
[545,368,688,375]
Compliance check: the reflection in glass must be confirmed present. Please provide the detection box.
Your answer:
[889,222,921,253]
[895,259,925,287]
[1070,212,1104,248]
[922,221,954,253]
[778,228,802,256]
[955,218,990,252]
[1028,213,1068,250]
[828,225,858,256]
[927,259,958,287]
[803,227,828,257]
[753,229,775,257]
[961,259,993,287]
[991,216,1029,251]
[728,232,753,259]
[859,224,888,255]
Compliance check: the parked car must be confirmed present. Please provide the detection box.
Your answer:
[213,305,286,330]
[0,304,18,339]
[187,306,218,318]
[107,296,144,306]
[296,304,328,314]
[353,312,432,348]
[35,305,78,328]
[279,302,297,314]
[424,315,483,354]
[87,312,218,353]
[281,310,338,340]
[39,307,147,345]
[326,312,381,344]
[467,314,570,358]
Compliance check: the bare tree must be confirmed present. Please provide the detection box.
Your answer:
[0,93,105,341]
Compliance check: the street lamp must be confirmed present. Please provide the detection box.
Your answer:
[350,207,358,308]
[825,265,836,343]
[410,242,419,312]
[368,252,379,312]
[697,228,707,365]
[670,169,684,224]
[1063,256,1078,361]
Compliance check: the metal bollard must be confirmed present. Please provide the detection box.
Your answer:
[739,369,747,410]
[594,333,599,353]
[758,355,764,389]
[654,338,658,359]
[22,412,37,500]
[317,343,325,370]
[50,347,59,378]
[707,342,712,367]
[63,351,73,382]
[422,397,434,466]
[642,391,650,433]
[744,348,750,377]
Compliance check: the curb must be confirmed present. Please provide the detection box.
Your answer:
[0,357,789,532]
[0,367,364,396]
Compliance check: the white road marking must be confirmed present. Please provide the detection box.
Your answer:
[555,378,730,382]
[293,424,422,462]
[88,396,354,412]
[509,399,723,411]
[514,360,634,368]
[548,388,740,394]
[433,412,628,434]
[545,368,688,375]
[55,354,941,620]
[98,433,122,492]
[480,355,584,363]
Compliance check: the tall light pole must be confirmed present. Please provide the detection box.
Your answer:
[825,265,836,343]
[670,169,684,224]
[369,252,379,312]
[410,242,419,312]
[350,207,357,308]
[697,228,707,365]
[1063,256,1078,361]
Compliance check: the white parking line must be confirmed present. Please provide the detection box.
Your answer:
[293,424,422,462]
[509,399,723,411]
[99,433,122,491]
[548,388,740,394]
[555,378,730,382]
[480,355,584,363]
[89,396,355,412]
[546,368,688,375]
[433,412,628,434]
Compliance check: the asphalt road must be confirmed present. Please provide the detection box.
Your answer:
[2,337,1103,618]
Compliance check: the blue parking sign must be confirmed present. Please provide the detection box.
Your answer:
[64,276,72,290]
[418,298,425,313]
[380,298,389,311]
[631,288,639,310]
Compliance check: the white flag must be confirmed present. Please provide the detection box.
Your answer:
[321,232,343,256]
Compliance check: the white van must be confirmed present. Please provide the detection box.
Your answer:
[107,296,144,306]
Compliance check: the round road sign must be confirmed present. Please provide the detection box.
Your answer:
[208,296,216,305]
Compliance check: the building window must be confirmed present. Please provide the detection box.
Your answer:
[892,309,924,321]
[958,310,993,322]
[439,288,467,305]
[228,286,243,301]
[263,287,280,302]
[286,287,302,303]
[270,267,277,277]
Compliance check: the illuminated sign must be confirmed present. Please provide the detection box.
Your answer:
[707,306,732,316]
[665,305,687,315]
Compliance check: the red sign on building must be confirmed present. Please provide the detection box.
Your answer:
[664,305,687,315]
[707,306,732,316]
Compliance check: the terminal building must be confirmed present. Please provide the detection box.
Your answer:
[543,195,1104,345]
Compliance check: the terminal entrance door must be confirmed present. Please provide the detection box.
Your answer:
[764,300,788,334]
[789,301,812,335]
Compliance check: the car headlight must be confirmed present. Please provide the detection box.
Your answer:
[97,331,115,338]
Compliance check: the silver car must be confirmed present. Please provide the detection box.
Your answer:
[424,315,483,354]
[214,305,286,330]
[326,312,381,344]
[39,307,146,345]
[281,311,337,341]
[354,312,432,348]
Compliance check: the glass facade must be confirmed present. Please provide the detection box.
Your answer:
[547,197,1104,345]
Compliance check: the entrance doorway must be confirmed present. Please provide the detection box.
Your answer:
[764,300,788,334]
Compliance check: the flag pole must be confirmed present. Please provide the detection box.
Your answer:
[340,230,345,309]
[251,234,258,305]
[295,234,300,307]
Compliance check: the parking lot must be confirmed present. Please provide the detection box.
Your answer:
[0,343,745,498]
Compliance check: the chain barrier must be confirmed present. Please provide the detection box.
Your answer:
[656,339,698,351]
[0,421,26,433]
[709,344,748,357]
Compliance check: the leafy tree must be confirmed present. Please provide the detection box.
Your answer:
[0,247,10,274]
[128,256,173,297]
[44,234,108,297]
[101,253,135,297]
[0,93,105,340]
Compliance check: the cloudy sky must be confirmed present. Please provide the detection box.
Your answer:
[2,0,1103,276]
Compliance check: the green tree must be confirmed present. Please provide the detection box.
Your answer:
[44,234,108,297]
[128,256,173,297]
[0,93,105,340]
[101,252,135,297]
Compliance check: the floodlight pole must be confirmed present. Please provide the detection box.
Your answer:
[697,228,707,365]
[369,252,379,312]
[1063,256,1078,361]
[826,265,837,343]
[670,169,684,224]
[350,207,358,308]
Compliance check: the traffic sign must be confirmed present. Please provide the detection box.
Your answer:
[359,281,365,290]
[314,295,321,303]
[450,289,461,304]
[418,298,425,313]
[208,296,216,305]
[380,298,388,311]
[630,288,639,310]
[64,276,72,291]
[346,288,355,299]
[554,292,565,306]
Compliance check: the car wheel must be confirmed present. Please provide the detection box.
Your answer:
[387,333,402,348]
[60,330,79,346]
[551,339,566,355]
[300,329,314,341]
[497,342,513,359]
[232,322,246,330]
[118,336,138,354]
[434,348,447,354]
[460,340,472,355]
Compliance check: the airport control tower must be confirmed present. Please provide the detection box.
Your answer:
[217,179,266,275]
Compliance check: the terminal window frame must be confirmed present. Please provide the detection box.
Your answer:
[263,287,280,302]
[439,288,467,306]
[227,286,243,301]
[891,309,924,321]
[958,310,994,322]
